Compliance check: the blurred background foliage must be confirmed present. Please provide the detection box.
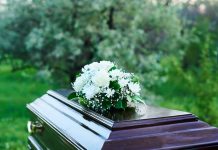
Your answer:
[0,0,218,149]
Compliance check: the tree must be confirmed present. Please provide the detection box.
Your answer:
[0,0,183,97]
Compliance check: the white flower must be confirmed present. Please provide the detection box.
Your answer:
[71,60,144,111]
[109,69,125,80]
[82,61,114,73]
[128,83,141,94]
[105,88,115,98]
[99,61,114,71]
[82,62,99,72]
[118,78,129,88]
[73,74,89,92]
[92,70,110,87]
[82,84,100,100]
[123,73,132,78]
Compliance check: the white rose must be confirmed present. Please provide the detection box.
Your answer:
[92,70,110,87]
[128,82,141,94]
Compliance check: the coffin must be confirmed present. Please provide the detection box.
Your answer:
[27,89,218,150]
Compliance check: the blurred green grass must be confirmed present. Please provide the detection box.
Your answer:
[0,65,53,150]
[153,70,218,127]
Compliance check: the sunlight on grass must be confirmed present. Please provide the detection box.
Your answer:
[0,65,53,149]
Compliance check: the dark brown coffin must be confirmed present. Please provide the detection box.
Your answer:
[27,89,218,150]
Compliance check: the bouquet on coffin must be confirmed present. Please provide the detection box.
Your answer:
[68,61,145,113]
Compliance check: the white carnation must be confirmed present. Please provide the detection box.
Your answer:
[92,70,110,87]
[128,83,141,94]
[82,62,99,72]
[99,61,114,71]
[82,84,100,100]
[82,61,114,73]
[123,73,132,78]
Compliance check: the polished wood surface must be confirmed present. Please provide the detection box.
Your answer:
[27,89,218,150]
[47,90,196,130]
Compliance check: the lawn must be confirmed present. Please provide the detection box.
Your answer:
[0,65,53,150]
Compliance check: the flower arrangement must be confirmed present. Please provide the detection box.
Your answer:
[68,61,144,113]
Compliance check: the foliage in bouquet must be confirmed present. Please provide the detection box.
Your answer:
[68,61,144,112]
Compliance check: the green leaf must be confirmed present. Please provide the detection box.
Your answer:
[132,95,145,104]
[109,81,120,90]
[115,100,127,109]
[102,100,111,110]
[78,97,88,106]
[76,73,81,78]
[132,76,140,83]
[68,92,77,100]
[109,66,116,71]
[115,100,123,109]
[122,100,127,108]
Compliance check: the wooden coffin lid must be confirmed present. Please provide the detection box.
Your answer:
[27,89,218,149]
[47,89,197,130]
